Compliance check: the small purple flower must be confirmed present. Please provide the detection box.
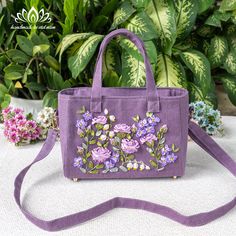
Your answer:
[92,116,107,125]
[76,119,87,129]
[91,147,111,163]
[73,157,83,167]
[145,125,155,134]
[82,111,93,121]
[121,139,140,154]
[140,133,157,144]
[166,153,178,163]
[161,144,172,156]
[136,128,147,138]
[111,152,120,163]
[137,118,148,128]
[114,124,131,133]
[159,156,167,167]
[148,115,160,126]
[104,159,116,169]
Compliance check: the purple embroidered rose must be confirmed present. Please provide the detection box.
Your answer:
[92,116,107,125]
[145,125,155,134]
[76,119,87,129]
[140,133,157,144]
[121,139,140,154]
[166,153,178,163]
[137,118,148,128]
[114,124,131,133]
[91,147,111,163]
[73,157,83,167]
[136,128,147,138]
[148,115,160,126]
[83,111,93,121]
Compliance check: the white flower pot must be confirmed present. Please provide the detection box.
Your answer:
[10,96,43,119]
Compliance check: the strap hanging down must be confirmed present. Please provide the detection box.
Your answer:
[14,121,236,232]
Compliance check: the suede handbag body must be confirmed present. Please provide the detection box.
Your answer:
[14,29,236,231]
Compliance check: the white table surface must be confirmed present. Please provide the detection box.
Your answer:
[0,116,235,236]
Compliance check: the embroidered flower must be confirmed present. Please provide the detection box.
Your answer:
[166,153,178,163]
[114,124,131,133]
[161,145,172,156]
[133,162,139,170]
[109,131,115,138]
[77,146,83,154]
[111,152,119,163]
[131,124,137,132]
[82,111,93,121]
[103,124,110,130]
[121,139,140,154]
[109,115,116,122]
[140,133,157,144]
[76,119,87,129]
[136,128,147,138]
[73,157,83,167]
[92,116,107,125]
[127,162,133,170]
[160,124,168,133]
[159,156,167,167]
[77,128,83,135]
[145,125,155,134]
[104,159,116,169]
[91,147,111,163]
[104,108,109,115]
[148,115,160,126]
[100,134,107,141]
[137,118,148,128]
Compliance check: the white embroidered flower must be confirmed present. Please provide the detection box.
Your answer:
[140,164,145,171]
[109,115,115,122]
[103,124,110,130]
[127,162,133,170]
[145,166,150,170]
[104,108,109,115]
[133,162,139,170]
[100,134,107,141]
[109,131,115,138]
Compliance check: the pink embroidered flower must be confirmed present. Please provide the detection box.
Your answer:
[13,108,24,114]
[114,124,131,133]
[121,139,140,154]
[140,133,157,144]
[92,116,107,125]
[91,147,111,163]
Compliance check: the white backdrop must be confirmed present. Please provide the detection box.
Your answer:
[0,116,235,236]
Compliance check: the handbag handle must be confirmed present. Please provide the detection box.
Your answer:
[91,29,160,113]
[14,122,236,231]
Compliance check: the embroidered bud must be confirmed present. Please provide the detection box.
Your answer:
[133,162,139,170]
[103,124,110,131]
[145,166,150,170]
[104,108,109,115]
[109,131,115,138]
[109,115,115,122]
[140,164,145,171]
[127,162,133,170]
[100,134,107,141]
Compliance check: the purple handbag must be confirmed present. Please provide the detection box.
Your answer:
[14,29,236,231]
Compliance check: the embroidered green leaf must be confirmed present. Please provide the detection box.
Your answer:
[110,167,119,173]
[88,161,94,169]
[57,33,94,62]
[97,141,102,147]
[79,106,86,114]
[96,164,104,169]
[90,170,99,174]
[159,138,166,144]
[156,54,187,88]
[219,0,236,12]
[111,1,135,28]
[89,140,96,145]
[207,36,228,68]
[80,167,87,173]
[132,115,140,122]
[82,143,88,150]
[68,34,104,78]
[175,0,198,40]
[220,74,236,105]
[146,0,176,54]
[125,12,158,40]
[84,137,88,142]
[180,50,211,95]
[86,152,91,158]
[224,52,236,75]
[119,166,128,172]
[149,160,158,168]
[121,51,146,87]
[172,144,180,152]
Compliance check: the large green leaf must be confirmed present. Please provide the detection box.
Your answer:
[57,33,94,62]
[6,49,30,64]
[219,0,236,12]
[175,0,198,40]
[146,0,176,55]
[131,0,148,8]
[16,35,34,56]
[156,54,187,87]
[228,34,236,54]
[125,12,158,40]
[198,0,215,13]
[224,51,236,75]
[43,91,58,108]
[121,51,146,87]
[68,35,104,78]
[220,74,236,105]
[180,49,211,95]
[111,1,135,29]
[207,36,228,68]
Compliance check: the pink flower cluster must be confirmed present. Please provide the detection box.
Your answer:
[2,107,41,145]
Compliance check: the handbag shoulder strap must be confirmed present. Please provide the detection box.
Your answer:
[14,121,236,231]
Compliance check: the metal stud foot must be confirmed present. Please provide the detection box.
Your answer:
[172,176,178,179]
[72,178,80,182]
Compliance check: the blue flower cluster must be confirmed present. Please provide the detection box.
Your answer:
[136,115,160,138]
[190,101,223,135]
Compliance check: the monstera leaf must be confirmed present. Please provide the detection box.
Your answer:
[125,12,158,40]
[175,0,198,40]
[68,35,104,78]
[224,51,236,75]
[180,49,212,95]
[207,36,228,68]
[146,0,176,55]
[156,54,187,87]
[121,51,146,87]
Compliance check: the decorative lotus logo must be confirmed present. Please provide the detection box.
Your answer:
[13,7,51,24]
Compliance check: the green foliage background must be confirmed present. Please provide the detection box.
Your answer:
[0,0,236,110]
